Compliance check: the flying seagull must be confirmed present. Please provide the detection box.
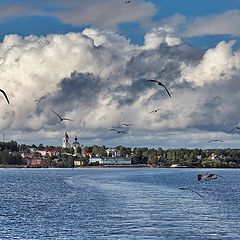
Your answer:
[125,0,131,3]
[208,139,224,143]
[0,89,10,104]
[146,80,171,98]
[122,123,132,127]
[179,187,204,198]
[109,128,127,134]
[198,173,222,182]
[149,108,161,113]
[231,126,240,133]
[51,109,73,122]
[106,72,112,80]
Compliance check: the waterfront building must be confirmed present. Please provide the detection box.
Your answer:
[89,156,131,165]
[30,158,50,168]
[106,148,117,157]
[36,149,60,157]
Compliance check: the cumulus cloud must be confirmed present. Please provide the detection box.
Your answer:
[181,40,240,85]
[1,27,240,147]
[143,26,182,49]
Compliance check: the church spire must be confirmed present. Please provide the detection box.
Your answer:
[63,131,69,148]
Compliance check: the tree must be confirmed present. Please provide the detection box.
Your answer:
[92,145,106,155]
[38,143,45,150]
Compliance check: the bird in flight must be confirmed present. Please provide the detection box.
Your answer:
[179,187,204,198]
[231,126,240,133]
[106,72,112,80]
[198,173,222,182]
[149,108,161,113]
[125,0,131,3]
[122,123,132,127]
[109,128,127,134]
[146,80,171,98]
[208,139,224,143]
[0,89,10,104]
[51,109,73,122]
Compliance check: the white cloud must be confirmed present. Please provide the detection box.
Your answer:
[0,0,157,29]
[143,26,182,49]
[1,27,240,147]
[182,10,240,37]
[181,40,240,85]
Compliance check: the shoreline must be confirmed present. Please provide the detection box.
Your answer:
[1,164,240,169]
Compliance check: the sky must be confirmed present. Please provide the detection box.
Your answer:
[1,0,240,149]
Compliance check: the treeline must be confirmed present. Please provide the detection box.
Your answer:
[0,140,18,152]
[0,141,22,165]
[64,145,240,167]
[1,140,240,167]
[130,147,240,167]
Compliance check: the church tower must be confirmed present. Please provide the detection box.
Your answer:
[62,132,69,148]
[72,136,80,154]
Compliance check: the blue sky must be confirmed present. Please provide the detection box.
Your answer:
[0,0,239,48]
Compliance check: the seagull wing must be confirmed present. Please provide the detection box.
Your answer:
[215,174,223,178]
[119,130,127,134]
[232,127,240,133]
[150,109,160,113]
[0,89,10,104]
[162,84,172,98]
[179,187,203,198]
[51,109,62,120]
[146,79,159,83]
[191,189,204,198]
[123,123,132,127]
[109,128,118,132]
[179,187,188,190]
[62,117,74,121]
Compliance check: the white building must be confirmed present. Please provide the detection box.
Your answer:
[89,156,131,165]
[62,132,70,148]
[72,136,80,154]
[105,148,121,157]
[105,148,116,157]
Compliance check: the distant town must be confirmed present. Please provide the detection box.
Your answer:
[1,132,240,168]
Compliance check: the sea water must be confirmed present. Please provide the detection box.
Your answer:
[0,168,239,239]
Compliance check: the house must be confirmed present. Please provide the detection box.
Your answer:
[82,152,94,158]
[105,148,117,157]
[30,158,50,168]
[22,156,32,166]
[210,153,218,160]
[89,157,104,165]
[74,159,86,167]
[89,156,131,165]
[36,149,60,157]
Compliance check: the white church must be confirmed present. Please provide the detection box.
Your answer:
[62,132,81,154]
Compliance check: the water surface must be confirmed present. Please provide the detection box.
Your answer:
[0,168,239,239]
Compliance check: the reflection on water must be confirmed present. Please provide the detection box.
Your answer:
[0,168,239,239]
